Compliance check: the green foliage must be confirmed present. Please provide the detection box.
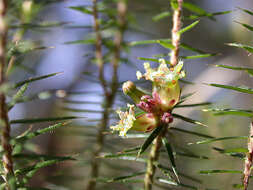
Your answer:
[1,1,252,190]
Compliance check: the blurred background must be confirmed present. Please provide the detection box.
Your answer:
[9,0,253,189]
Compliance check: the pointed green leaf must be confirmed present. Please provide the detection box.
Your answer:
[15,159,71,176]
[62,107,103,113]
[129,39,206,53]
[183,2,207,16]
[188,11,232,20]
[181,53,218,60]
[15,72,62,88]
[155,164,202,183]
[172,113,208,127]
[138,57,170,64]
[179,92,196,102]
[158,40,174,49]
[17,187,51,190]
[203,108,253,117]
[216,147,248,154]
[199,170,242,174]
[125,134,149,138]
[157,177,177,186]
[175,102,211,108]
[129,39,170,46]
[208,83,253,94]
[170,128,214,138]
[10,116,79,124]
[176,150,209,160]
[162,138,179,182]
[213,147,245,159]
[155,163,174,180]
[63,100,101,105]
[96,172,145,183]
[227,43,253,53]
[215,64,253,76]
[152,11,171,22]
[16,122,70,141]
[180,43,206,54]
[100,152,136,159]
[138,124,164,155]
[237,7,253,16]
[157,177,198,190]
[103,155,146,162]
[189,136,247,145]
[8,83,28,110]
[235,21,253,32]
[13,153,75,161]
[69,6,93,14]
[64,39,96,45]
[121,146,140,153]
[179,79,195,85]
[178,20,199,35]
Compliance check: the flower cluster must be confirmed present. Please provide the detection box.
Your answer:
[111,58,185,137]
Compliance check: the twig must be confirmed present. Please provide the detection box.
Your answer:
[92,0,108,96]
[86,1,127,189]
[243,121,253,190]
[144,126,167,190]
[6,1,29,76]
[144,1,183,189]
[170,0,183,66]
[0,0,16,189]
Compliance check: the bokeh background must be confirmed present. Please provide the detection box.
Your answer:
[9,0,253,189]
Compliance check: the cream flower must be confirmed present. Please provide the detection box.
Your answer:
[136,59,186,111]
[136,58,185,86]
[110,104,136,137]
[111,104,158,136]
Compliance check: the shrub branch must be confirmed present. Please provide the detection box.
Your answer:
[0,0,16,189]
[170,0,183,66]
[243,121,253,190]
[144,126,167,190]
[86,0,127,189]
[144,0,183,189]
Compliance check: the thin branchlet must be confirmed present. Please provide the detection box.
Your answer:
[144,126,167,190]
[0,0,16,189]
[86,1,127,189]
[144,0,184,189]
[111,0,127,96]
[243,122,253,190]
[6,1,29,76]
[92,0,107,96]
[170,0,183,66]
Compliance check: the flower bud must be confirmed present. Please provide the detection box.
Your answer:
[22,1,33,22]
[161,112,173,124]
[122,81,146,104]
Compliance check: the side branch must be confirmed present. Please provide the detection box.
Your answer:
[170,0,183,66]
[86,1,127,190]
[92,0,108,95]
[0,0,16,189]
[111,0,127,95]
[243,122,253,190]
[144,126,167,190]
